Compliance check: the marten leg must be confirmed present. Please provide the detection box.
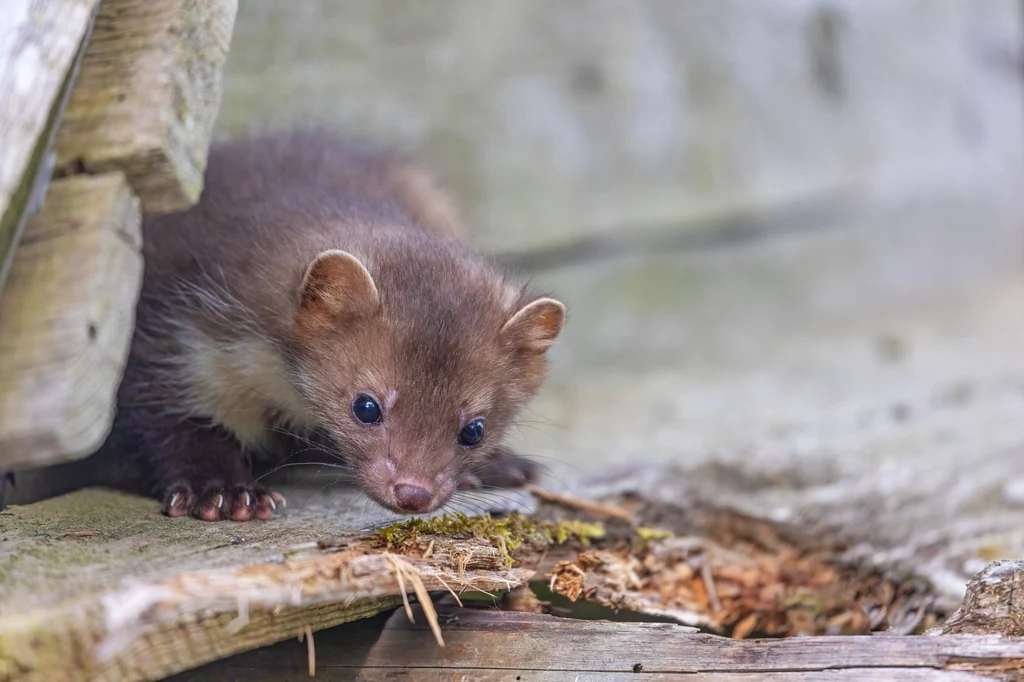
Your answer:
[458,446,539,490]
[124,416,285,522]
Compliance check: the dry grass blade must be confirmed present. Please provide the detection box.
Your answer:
[304,625,315,677]
[385,553,446,647]
[386,553,415,624]
[433,573,464,608]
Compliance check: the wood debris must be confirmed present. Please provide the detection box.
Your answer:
[540,503,946,638]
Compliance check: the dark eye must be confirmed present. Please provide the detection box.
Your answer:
[458,419,485,447]
[352,395,382,424]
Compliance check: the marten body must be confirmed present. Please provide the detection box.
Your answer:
[92,131,564,521]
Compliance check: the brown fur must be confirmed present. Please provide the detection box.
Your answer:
[88,130,564,521]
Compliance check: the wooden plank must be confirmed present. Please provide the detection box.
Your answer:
[177,612,999,682]
[338,606,1022,680]
[54,0,238,215]
[0,174,142,469]
[0,0,101,293]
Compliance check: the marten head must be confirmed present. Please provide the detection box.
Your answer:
[289,235,565,515]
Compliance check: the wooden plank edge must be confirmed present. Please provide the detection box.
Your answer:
[0,173,142,469]
[54,0,239,216]
[0,534,544,682]
[0,2,99,294]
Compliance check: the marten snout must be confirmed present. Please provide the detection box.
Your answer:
[392,482,434,513]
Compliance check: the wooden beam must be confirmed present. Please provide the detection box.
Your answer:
[0,0,101,293]
[184,605,1024,680]
[0,174,142,470]
[344,606,1022,680]
[54,0,238,216]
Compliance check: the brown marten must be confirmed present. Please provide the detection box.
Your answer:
[89,131,565,522]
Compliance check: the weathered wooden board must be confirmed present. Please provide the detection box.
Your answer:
[55,0,238,215]
[0,174,142,470]
[3,473,1022,682]
[184,605,1024,681]
[0,486,539,682]
[0,0,101,293]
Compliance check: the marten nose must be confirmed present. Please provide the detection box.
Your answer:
[393,483,433,513]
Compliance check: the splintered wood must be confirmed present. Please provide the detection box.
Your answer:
[55,0,238,214]
[0,174,142,469]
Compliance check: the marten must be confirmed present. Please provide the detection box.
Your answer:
[89,130,565,522]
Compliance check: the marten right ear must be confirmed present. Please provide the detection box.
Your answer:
[298,250,380,320]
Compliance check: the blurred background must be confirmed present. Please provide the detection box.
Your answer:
[12,1,1024,535]
[215,0,1024,500]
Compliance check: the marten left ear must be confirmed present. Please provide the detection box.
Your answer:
[502,297,566,354]
[298,250,380,320]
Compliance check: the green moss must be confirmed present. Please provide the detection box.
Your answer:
[377,512,605,566]
[635,526,674,542]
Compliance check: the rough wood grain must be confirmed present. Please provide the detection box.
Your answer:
[939,560,1024,636]
[0,0,101,292]
[0,174,142,470]
[55,0,238,215]
[206,605,1023,681]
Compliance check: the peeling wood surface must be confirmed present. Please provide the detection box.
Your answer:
[0,0,100,292]
[0,174,142,469]
[0,487,539,682]
[184,605,1024,681]
[55,0,238,215]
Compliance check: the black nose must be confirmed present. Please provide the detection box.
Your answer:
[393,483,432,513]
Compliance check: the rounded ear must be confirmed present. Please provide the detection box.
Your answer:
[501,297,566,354]
[298,250,380,320]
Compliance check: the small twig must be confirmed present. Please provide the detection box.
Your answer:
[524,484,633,522]
[702,562,722,613]
[305,625,315,677]
[60,530,100,538]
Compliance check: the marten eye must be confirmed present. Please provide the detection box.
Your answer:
[352,395,382,424]
[458,419,485,447]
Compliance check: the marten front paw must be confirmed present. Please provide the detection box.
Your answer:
[163,483,287,522]
[459,449,539,490]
